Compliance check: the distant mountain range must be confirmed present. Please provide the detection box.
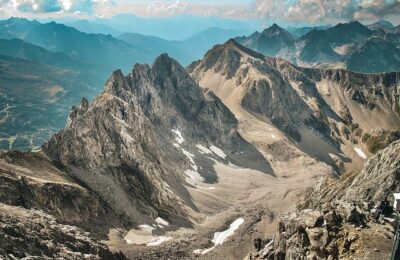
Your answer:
[0,17,399,151]
[236,20,400,73]
[82,13,258,40]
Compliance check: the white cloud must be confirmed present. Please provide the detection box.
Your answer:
[0,0,93,14]
[254,0,400,24]
[146,0,188,16]
[0,0,398,23]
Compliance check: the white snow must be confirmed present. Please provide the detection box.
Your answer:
[354,147,367,159]
[209,145,227,159]
[334,44,350,55]
[155,217,169,227]
[124,223,173,246]
[147,236,172,246]
[193,249,203,254]
[182,149,196,166]
[212,218,244,245]
[181,148,204,185]
[194,218,245,255]
[171,129,184,145]
[196,144,213,154]
[137,224,154,233]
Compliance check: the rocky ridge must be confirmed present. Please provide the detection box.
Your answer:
[189,39,400,171]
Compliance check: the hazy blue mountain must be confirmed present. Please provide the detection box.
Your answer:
[98,13,259,40]
[324,21,372,46]
[235,24,296,61]
[0,38,85,71]
[66,19,122,36]
[286,25,331,38]
[390,25,400,34]
[0,17,41,39]
[118,27,248,65]
[237,20,400,72]
[0,18,150,76]
[297,29,341,64]
[0,55,97,150]
[367,19,394,31]
[346,37,400,73]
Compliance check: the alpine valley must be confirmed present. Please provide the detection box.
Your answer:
[1,13,400,260]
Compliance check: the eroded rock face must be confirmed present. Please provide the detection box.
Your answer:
[301,140,400,209]
[0,203,124,259]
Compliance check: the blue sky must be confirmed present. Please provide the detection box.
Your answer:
[0,0,399,25]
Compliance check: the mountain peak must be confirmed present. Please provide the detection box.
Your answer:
[271,23,282,29]
[262,23,289,36]
[222,39,265,60]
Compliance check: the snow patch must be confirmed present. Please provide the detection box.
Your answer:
[138,224,154,233]
[147,236,172,246]
[181,148,204,185]
[194,218,244,255]
[196,144,212,154]
[155,217,169,227]
[354,147,367,159]
[171,129,184,145]
[209,145,227,159]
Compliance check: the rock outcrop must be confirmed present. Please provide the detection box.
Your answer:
[0,203,124,259]
[247,140,400,260]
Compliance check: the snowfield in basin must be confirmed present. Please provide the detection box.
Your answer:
[194,217,245,255]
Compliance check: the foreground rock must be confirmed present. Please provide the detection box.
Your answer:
[0,203,124,259]
[246,141,400,260]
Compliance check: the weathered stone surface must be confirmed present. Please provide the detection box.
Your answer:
[248,141,400,260]
[0,203,124,259]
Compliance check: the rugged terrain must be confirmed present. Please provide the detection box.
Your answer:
[0,54,274,259]
[189,39,400,173]
[247,140,400,260]
[0,39,400,259]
